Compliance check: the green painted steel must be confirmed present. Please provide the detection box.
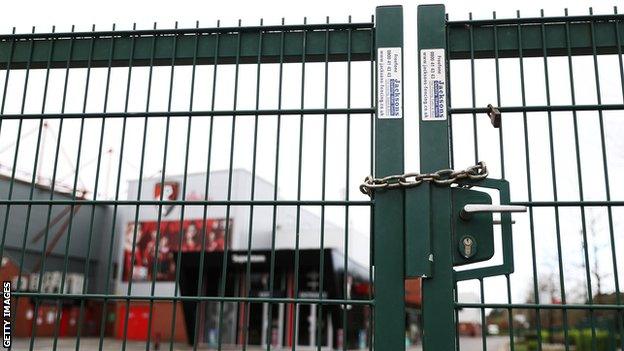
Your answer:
[0,15,379,351]
[452,179,515,282]
[0,25,374,68]
[2,4,623,351]
[373,5,405,351]
[405,185,431,278]
[450,187,494,266]
[447,14,624,58]
[417,4,457,351]
[442,6,624,351]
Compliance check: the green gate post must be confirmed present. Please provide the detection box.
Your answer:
[418,4,457,351]
[374,5,405,351]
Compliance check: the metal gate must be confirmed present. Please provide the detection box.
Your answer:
[412,4,624,351]
[0,7,393,350]
[0,3,623,351]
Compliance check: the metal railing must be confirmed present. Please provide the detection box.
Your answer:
[0,11,382,351]
[446,6,624,351]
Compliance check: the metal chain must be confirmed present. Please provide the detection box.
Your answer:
[359,161,488,196]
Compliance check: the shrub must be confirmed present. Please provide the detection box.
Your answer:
[567,329,612,351]
[517,328,615,351]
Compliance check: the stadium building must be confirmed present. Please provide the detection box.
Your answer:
[1,169,373,349]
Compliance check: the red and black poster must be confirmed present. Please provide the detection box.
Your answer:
[122,218,229,281]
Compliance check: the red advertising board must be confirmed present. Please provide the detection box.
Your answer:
[122,218,228,281]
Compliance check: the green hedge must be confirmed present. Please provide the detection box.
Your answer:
[517,328,617,351]
[567,329,612,351]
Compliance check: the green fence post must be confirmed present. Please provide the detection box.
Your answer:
[418,4,456,351]
[374,5,405,351]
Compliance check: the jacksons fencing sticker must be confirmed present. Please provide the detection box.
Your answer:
[420,48,447,121]
[377,47,403,119]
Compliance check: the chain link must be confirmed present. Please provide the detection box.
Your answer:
[359,161,488,196]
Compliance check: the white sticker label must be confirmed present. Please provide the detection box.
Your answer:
[420,48,447,121]
[377,47,403,119]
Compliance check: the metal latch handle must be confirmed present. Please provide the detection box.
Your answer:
[460,204,527,220]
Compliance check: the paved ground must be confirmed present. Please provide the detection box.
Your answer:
[12,336,509,351]
[458,336,508,351]
[407,336,508,351]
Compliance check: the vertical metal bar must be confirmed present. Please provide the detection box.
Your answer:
[368,14,374,351]
[515,12,543,351]
[468,13,479,163]
[611,5,624,345]
[145,20,179,351]
[28,25,72,351]
[375,5,405,351]
[9,27,38,296]
[562,8,597,350]
[316,16,330,351]
[446,16,460,351]
[479,278,487,351]
[192,22,217,350]
[192,19,221,351]
[0,28,18,266]
[145,22,178,351]
[538,9,570,351]
[417,5,455,351]
[342,14,352,351]
[98,22,136,351]
[587,7,613,349]
[291,17,308,351]
[454,283,460,351]
[216,19,242,351]
[2,28,47,348]
[53,23,96,351]
[446,14,454,170]
[0,26,27,283]
[491,11,503,175]
[121,22,159,351]
[242,18,264,351]
[505,279,515,350]
[3,25,37,349]
[167,21,196,351]
[265,18,285,351]
[470,18,485,351]
[491,11,516,351]
[71,24,99,351]
[0,27,15,141]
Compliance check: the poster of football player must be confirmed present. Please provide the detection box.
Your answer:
[122,218,228,281]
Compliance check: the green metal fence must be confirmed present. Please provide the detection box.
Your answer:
[0,6,405,350]
[1,3,623,351]
[423,4,624,351]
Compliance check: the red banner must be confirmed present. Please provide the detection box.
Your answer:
[122,218,228,281]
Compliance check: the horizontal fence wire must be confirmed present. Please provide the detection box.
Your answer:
[448,7,624,351]
[0,200,373,205]
[456,303,624,311]
[0,18,376,351]
[0,108,376,120]
[450,104,624,113]
[10,292,374,305]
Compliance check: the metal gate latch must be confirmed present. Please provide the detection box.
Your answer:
[451,178,526,281]
[405,176,526,280]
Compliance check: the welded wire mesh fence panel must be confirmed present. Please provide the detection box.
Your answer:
[0,16,379,351]
[447,8,624,351]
